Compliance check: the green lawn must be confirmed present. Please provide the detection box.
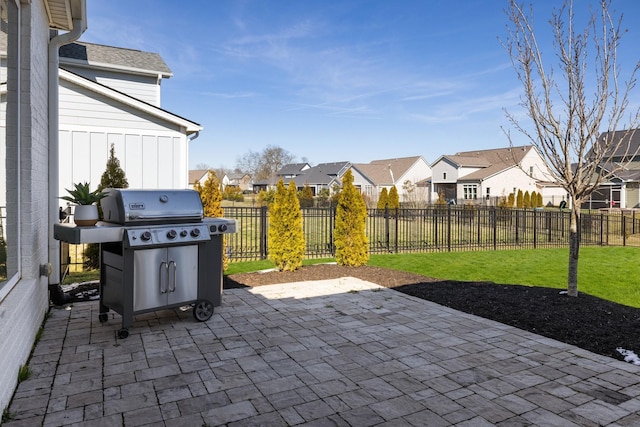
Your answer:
[226,247,640,308]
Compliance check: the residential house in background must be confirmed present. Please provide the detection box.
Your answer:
[252,162,311,192]
[225,172,252,192]
[430,146,566,206]
[282,162,374,196]
[355,156,432,206]
[582,129,640,209]
[189,169,210,189]
[57,42,202,201]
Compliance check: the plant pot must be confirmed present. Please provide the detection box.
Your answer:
[73,205,99,226]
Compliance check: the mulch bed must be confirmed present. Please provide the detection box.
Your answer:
[225,264,640,363]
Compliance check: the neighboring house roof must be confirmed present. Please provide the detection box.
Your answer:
[60,68,201,133]
[227,172,250,180]
[435,146,534,182]
[189,169,210,185]
[290,162,350,186]
[277,163,311,177]
[59,41,173,77]
[354,156,425,186]
[593,129,640,158]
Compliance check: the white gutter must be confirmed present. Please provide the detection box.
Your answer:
[48,19,86,297]
[185,131,200,187]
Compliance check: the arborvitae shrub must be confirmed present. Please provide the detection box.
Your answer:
[85,144,129,270]
[508,192,515,207]
[195,171,227,269]
[388,186,400,210]
[537,192,543,207]
[299,183,314,208]
[377,188,389,210]
[516,189,524,208]
[268,180,305,271]
[334,169,369,266]
[523,191,531,208]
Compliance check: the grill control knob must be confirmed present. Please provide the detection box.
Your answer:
[190,228,201,238]
[180,230,188,237]
[167,229,177,240]
[209,225,217,233]
[140,231,152,242]
[218,224,228,232]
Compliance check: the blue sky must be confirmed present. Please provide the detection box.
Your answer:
[82,1,640,170]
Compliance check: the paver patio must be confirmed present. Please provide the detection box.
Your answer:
[4,277,640,426]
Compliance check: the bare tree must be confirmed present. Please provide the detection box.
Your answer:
[503,0,640,297]
[236,145,296,181]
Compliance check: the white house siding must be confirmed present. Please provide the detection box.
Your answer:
[62,65,160,105]
[0,0,51,412]
[477,166,537,201]
[395,159,431,204]
[431,160,459,183]
[58,80,188,204]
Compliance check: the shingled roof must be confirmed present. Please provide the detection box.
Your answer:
[439,146,534,182]
[354,156,424,186]
[59,41,173,76]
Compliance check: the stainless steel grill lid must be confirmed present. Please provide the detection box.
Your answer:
[101,189,204,225]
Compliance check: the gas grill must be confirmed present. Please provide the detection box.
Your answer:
[54,189,236,339]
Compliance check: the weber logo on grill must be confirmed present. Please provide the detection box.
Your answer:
[129,203,145,210]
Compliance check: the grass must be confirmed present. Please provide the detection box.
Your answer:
[367,247,640,308]
[225,247,640,308]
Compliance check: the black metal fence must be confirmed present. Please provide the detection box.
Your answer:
[61,206,640,272]
[224,206,640,260]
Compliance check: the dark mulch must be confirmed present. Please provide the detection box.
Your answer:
[225,264,640,364]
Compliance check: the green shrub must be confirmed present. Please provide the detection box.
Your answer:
[85,144,129,269]
[516,189,524,208]
[388,186,400,210]
[268,180,305,271]
[523,191,531,208]
[334,169,369,266]
[377,188,389,210]
[195,171,227,269]
[298,183,314,208]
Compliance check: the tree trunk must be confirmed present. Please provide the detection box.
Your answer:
[567,205,580,297]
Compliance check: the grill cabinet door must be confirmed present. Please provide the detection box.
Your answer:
[133,245,199,312]
[167,245,198,305]
[133,248,167,312]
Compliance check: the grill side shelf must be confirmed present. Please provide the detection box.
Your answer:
[53,222,124,244]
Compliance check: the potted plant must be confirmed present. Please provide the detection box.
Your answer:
[60,182,107,226]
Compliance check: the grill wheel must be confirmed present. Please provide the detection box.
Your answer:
[193,299,214,322]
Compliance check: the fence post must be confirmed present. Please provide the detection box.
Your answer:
[533,209,537,249]
[447,205,452,252]
[492,207,497,250]
[394,208,399,253]
[260,206,268,259]
[384,207,390,252]
[330,207,335,256]
[623,214,627,246]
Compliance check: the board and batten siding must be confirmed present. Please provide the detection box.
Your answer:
[62,65,161,106]
[58,81,188,203]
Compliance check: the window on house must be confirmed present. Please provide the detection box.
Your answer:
[529,166,534,177]
[0,0,21,295]
[463,184,477,200]
[443,172,447,180]
[486,187,491,199]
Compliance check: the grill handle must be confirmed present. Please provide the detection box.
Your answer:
[159,262,168,294]
[168,261,177,293]
[128,214,202,221]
